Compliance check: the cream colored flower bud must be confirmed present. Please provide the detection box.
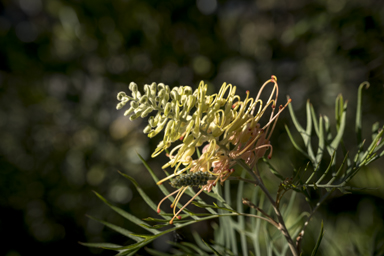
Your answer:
[187,95,195,110]
[143,84,150,96]
[157,88,165,98]
[184,86,192,95]
[130,101,139,108]
[124,107,135,116]
[129,82,137,92]
[148,116,155,127]
[129,112,140,120]
[183,134,194,146]
[143,125,152,134]
[141,107,153,118]
[139,95,148,104]
[181,147,195,160]
[170,90,179,102]
[117,91,127,101]
[164,102,172,116]
[164,120,174,138]
[116,102,125,110]
[150,82,157,96]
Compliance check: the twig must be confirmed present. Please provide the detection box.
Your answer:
[242,198,278,227]
[296,189,335,253]
[236,159,299,256]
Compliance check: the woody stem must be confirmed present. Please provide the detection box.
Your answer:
[236,159,299,256]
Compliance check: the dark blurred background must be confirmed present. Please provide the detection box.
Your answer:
[1,0,383,255]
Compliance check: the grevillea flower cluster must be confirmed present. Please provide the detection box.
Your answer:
[117,76,290,223]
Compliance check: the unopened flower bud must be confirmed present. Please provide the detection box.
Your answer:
[116,102,125,110]
[117,91,127,101]
[143,125,152,134]
[129,112,140,120]
[129,82,138,92]
[141,107,153,118]
[124,107,135,116]
[130,101,139,108]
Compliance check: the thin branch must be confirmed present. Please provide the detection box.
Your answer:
[242,198,278,227]
[296,189,335,252]
[236,159,299,256]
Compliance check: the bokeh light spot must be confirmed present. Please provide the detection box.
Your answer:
[87,166,106,186]
[19,0,42,16]
[197,0,217,15]
[15,22,38,42]
[108,184,132,203]
[192,55,212,75]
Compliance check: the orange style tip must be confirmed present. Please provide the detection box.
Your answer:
[246,90,250,94]
[179,136,184,141]
[157,209,161,213]
[271,75,277,81]
[268,156,272,159]
[170,204,174,208]
[232,103,236,109]
[288,98,292,103]
[272,105,276,109]
[279,105,283,109]
[177,216,182,220]
[169,220,174,224]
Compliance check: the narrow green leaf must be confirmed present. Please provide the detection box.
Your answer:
[310,104,320,137]
[281,191,297,218]
[139,223,170,229]
[358,127,384,167]
[355,82,370,146]
[183,186,218,215]
[224,181,237,255]
[118,171,159,214]
[137,154,199,218]
[168,241,194,254]
[285,125,311,159]
[311,221,324,256]
[315,116,324,165]
[323,116,333,145]
[93,191,160,235]
[145,247,172,256]
[316,151,336,185]
[143,217,171,222]
[193,231,212,252]
[287,96,305,134]
[116,248,140,256]
[202,239,222,256]
[79,242,122,249]
[262,157,284,180]
[137,153,160,183]
[305,100,316,164]
[179,242,210,255]
[329,97,347,153]
[191,201,235,212]
[86,215,143,242]
[203,187,233,211]
[371,122,380,142]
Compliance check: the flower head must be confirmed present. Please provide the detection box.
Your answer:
[117,76,290,223]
